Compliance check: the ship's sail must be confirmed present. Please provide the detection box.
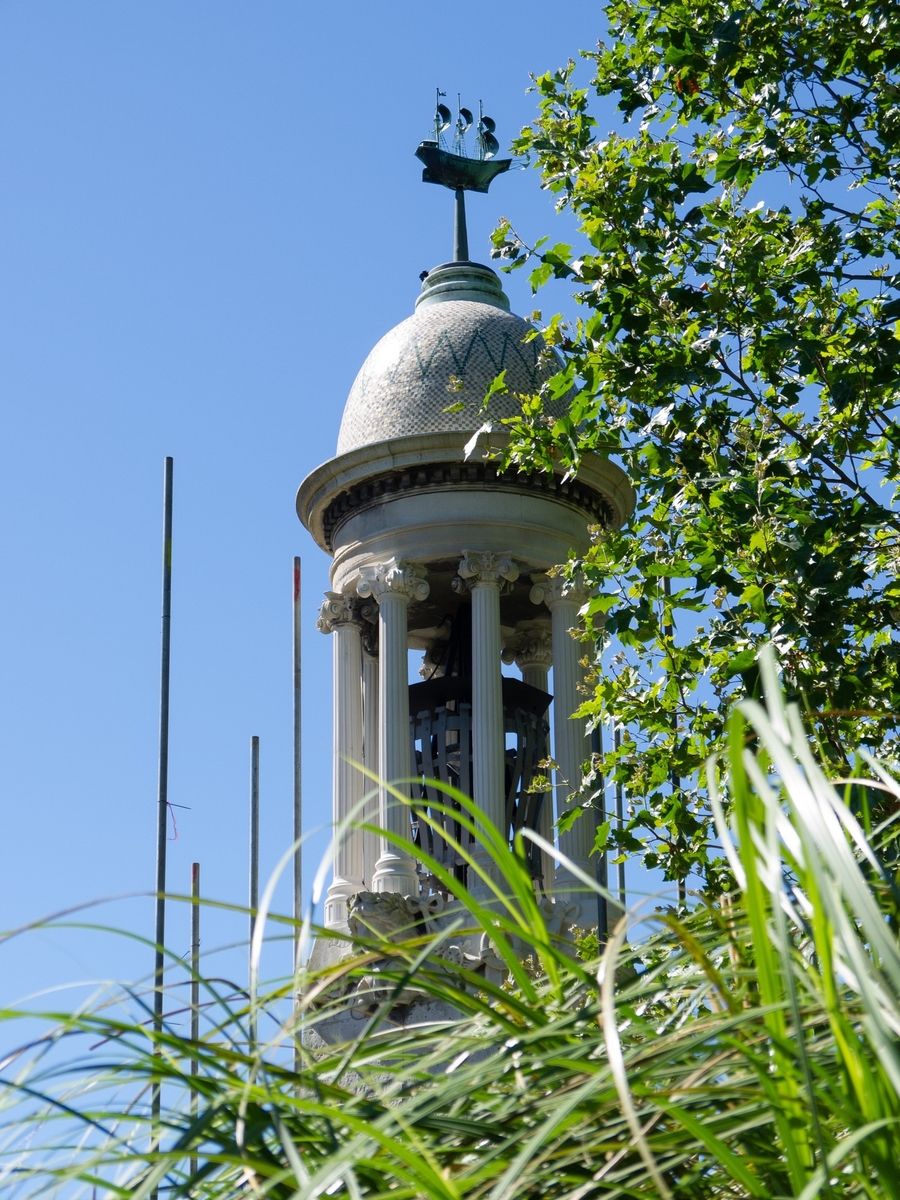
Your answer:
[418,93,511,192]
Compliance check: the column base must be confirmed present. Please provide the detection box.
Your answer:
[324,878,365,930]
[371,851,419,896]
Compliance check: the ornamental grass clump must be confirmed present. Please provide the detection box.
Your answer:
[2,648,900,1197]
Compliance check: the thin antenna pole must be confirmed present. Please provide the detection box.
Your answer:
[614,725,626,910]
[590,725,608,940]
[249,735,260,1048]
[151,455,173,1189]
[662,575,686,905]
[453,188,469,262]
[292,557,303,1072]
[190,861,200,1179]
[292,558,302,971]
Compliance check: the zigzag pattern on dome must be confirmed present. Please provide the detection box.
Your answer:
[337,300,563,455]
[402,323,541,387]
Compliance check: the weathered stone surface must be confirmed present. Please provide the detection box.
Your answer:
[337,301,565,454]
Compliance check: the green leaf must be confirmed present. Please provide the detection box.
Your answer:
[680,163,712,195]
[482,370,509,408]
[739,584,767,619]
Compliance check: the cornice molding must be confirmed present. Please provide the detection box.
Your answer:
[295,430,636,555]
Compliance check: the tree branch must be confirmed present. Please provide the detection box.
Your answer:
[714,356,900,531]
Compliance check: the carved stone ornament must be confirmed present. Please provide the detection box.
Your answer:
[529,572,589,610]
[316,591,367,635]
[419,642,447,679]
[457,551,519,588]
[358,599,379,626]
[356,559,430,605]
[472,931,507,971]
[348,890,444,942]
[358,599,379,655]
[439,931,507,977]
[501,624,553,672]
[315,895,573,1010]
[346,891,446,1010]
[316,893,534,1011]
[537,895,582,938]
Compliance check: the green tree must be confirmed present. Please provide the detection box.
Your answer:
[491,0,900,889]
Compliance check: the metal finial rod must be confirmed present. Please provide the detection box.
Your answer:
[151,455,174,1197]
[453,188,469,262]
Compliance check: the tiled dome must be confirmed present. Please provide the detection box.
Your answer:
[336,264,564,455]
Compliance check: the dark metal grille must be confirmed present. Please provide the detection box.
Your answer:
[407,676,551,895]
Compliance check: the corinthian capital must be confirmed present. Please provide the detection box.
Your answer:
[502,623,553,672]
[529,572,589,609]
[458,551,519,588]
[357,559,430,605]
[317,591,364,634]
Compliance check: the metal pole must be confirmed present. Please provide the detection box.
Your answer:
[249,735,260,1048]
[190,861,200,1179]
[292,557,303,1073]
[151,455,173,1189]
[662,576,686,906]
[292,558,302,973]
[590,725,608,941]
[453,188,469,262]
[614,725,626,910]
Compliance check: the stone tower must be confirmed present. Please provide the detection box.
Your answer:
[297,245,634,941]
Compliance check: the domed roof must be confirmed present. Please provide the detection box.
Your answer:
[336,263,564,456]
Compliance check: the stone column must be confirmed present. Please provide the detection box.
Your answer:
[458,552,519,871]
[531,574,591,915]
[503,621,555,891]
[317,592,366,929]
[357,559,429,896]
[361,612,380,890]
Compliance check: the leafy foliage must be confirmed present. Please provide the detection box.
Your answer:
[489,0,900,887]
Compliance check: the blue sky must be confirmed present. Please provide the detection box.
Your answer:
[0,1,631,1005]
